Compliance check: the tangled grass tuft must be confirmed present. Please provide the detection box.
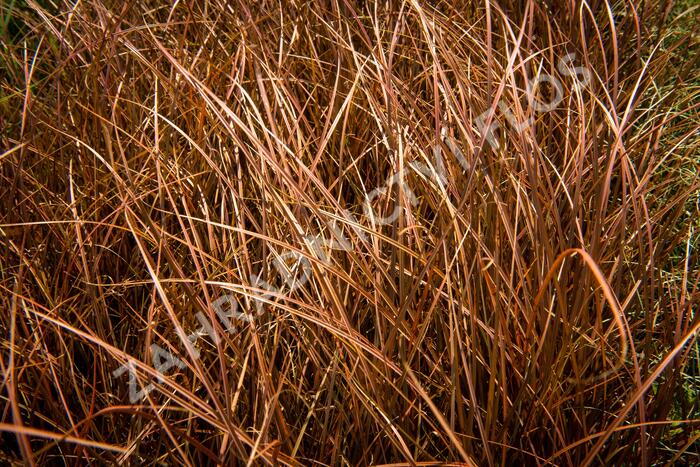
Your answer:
[1,0,699,465]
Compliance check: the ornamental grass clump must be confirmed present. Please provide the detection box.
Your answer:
[0,0,698,465]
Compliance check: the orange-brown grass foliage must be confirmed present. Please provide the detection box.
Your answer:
[1,0,699,465]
